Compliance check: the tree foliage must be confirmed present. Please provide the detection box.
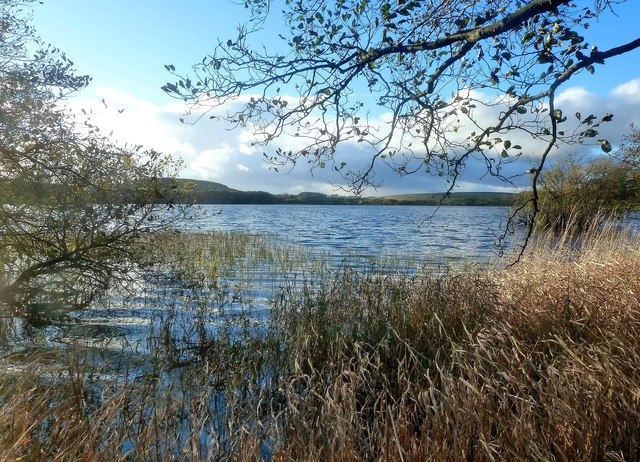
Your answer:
[613,123,640,170]
[0,0,188,313]
[530,147,640,231]
[164,0,640,246]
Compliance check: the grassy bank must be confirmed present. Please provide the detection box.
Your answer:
[1,228,639,461]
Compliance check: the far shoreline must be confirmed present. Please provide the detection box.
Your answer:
[170,179,517,207]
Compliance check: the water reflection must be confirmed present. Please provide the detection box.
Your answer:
[2,205,515,360]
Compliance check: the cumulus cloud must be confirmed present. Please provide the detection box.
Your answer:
[65,77,640,196]
[189,145,233,181]
[554,80,640,151]
[611,78,640,103]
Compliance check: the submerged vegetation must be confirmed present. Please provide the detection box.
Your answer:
[1,227,639,461]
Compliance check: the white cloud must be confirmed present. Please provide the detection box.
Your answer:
[238,143,256,155]
[611,78,640,102]
[556,87,593,105]
[189,146,233,180]
[64,76,640,195]
[552,81,640,150]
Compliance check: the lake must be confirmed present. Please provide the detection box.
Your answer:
[188,204,514,262]
[4,205,516,359]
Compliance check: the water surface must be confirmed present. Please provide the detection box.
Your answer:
[188,204,512,262]
[5,205,515,359]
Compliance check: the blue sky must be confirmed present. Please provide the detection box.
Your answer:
[31,1,640,195]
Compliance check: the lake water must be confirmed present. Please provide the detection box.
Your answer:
[188,204,513,262]
[5,205,516,359]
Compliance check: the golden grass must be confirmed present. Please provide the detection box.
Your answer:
[1,228,639,460]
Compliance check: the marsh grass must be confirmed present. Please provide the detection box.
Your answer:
[1,228,639,460]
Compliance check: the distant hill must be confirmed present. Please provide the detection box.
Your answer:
[174,179,278,204]
[0,177,517,206]
[171,178,238,193]
[171,179,517,206]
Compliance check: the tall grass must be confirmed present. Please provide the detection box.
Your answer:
[1,228,639,460]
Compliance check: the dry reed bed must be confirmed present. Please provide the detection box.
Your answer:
[1,229,639,461]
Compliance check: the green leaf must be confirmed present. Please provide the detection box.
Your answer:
[504,140,511,149]
[521,31,535,44]
[163,82,178,93]
[454,17,468,28]
[553,109,566,123]
[598,139,612,153]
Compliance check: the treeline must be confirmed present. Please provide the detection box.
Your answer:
[515,127,640,231]
[173,182,517,206]
[0,178,181,205]
[0,177,516,206]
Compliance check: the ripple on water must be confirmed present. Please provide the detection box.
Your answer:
[32,205,519,360]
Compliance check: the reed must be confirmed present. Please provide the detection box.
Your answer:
[0,227,639,461]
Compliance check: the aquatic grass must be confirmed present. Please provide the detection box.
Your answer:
[258,226,640,460]
[1,227,640,460]
[494,224,640,340]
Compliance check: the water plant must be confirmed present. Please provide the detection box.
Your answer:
[0,227,639,461]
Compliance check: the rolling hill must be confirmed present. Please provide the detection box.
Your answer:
[171,179,517,206]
